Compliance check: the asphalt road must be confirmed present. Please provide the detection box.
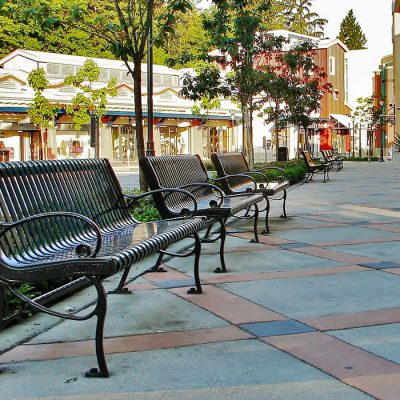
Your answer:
[116,172,140,189]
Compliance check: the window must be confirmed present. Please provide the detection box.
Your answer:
[47,63,62,76]
[333,89,340,100]
[329,56,335,75]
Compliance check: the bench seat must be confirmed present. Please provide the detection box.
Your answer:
[1,217,205,282]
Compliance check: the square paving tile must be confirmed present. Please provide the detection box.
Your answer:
[276,225,398,245]
[240,320,315,337]
[28,289,228,344]
[326,241,400,263]
[168,248,345,276]
[218,270,400,319]
[0,340,374,399]
[329,323,400,365]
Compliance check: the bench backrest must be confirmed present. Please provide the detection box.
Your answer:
[0,159,132,264]
[211,152,254,194]
[140,155,212,218]
[301,150,316,168]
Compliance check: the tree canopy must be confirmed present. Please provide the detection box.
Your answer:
[338,9,367,50]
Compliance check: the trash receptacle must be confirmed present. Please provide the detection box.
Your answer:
[277,147,288,161]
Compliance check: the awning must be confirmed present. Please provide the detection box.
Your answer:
[330,114,351,129]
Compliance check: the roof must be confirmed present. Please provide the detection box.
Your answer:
[0,49,180,75]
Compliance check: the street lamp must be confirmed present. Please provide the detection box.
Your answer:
[146,0,155,156]
[379,99,385,162]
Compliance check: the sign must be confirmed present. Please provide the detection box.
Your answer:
[70,146,83,154]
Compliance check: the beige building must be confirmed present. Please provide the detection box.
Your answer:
[0,50,240,165]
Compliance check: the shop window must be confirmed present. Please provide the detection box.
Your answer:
[160,125,188,155]
[202,127,229,159]
[329,56,335,75]
[113,126,137,162]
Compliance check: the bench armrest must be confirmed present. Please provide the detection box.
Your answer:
[0,212,102,258]
[210,173,257,191]
[177,182,225,208]
[124,188,199,217]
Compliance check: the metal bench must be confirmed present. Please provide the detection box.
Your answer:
[0,158,207,378]
[139,155,265,273]
[211,152,290,234]
[301,150,330,183]
[321,150,343,171]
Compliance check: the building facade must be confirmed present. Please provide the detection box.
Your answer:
[0,50,240,165]
[252,30,352,161]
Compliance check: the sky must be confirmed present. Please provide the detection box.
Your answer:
[312,0,392,57]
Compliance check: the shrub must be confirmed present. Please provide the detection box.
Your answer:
[254,160,306,185]
[123,188,161,222]
[343,156,379,162]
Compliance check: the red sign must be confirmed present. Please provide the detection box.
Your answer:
[70,146,83,154]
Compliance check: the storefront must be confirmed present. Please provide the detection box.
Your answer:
[0,119,42,161]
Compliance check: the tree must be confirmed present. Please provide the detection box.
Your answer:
[1,0,193,190]
[155,6,211,68]
[257,41,331,159]
[352,96,380,157]
[338,9,367,50]
[275,0,327,38]
[0,0,113,58]
[198,0,285,167]
[28,59,117,158]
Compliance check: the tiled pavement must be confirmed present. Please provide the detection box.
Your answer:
[3,162,400,399]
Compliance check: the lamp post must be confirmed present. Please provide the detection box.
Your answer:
[146,0,155,156]
[379,99,385,162]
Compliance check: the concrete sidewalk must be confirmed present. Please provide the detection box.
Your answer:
[2,161,400,399]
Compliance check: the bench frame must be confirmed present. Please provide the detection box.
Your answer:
[301,150,330,183]
[0,159,207,378]
[211,152,290,234]
[140,154,265,274]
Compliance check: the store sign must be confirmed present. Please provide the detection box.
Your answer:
[70,146,83,154]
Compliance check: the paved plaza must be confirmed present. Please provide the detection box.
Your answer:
[2,161,400,399]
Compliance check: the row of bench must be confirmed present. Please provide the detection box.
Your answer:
[301,150,344,183]
[0,149,348,377]
[0,153,290,378]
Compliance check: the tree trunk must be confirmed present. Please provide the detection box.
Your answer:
[241,101,248,159]
[248,103,254,168]
[275,116,279,163]
[132,60,147,192]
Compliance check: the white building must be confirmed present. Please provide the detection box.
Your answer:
[0,50,240,165]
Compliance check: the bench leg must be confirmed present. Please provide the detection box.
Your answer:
[281,189,287,218]
[110,267,132,294]
[187,232,203,294]
[148,252,168,273]
[261,196,270,234]
[85,277,109,378]
[214,217,227,274]
[250,204,260,243]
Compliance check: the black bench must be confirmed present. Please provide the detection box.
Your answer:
[321,150,343,171]
[211,152,290,234]
[139,154,265,273]
[0,158,207,378]
[301,150,330,183]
